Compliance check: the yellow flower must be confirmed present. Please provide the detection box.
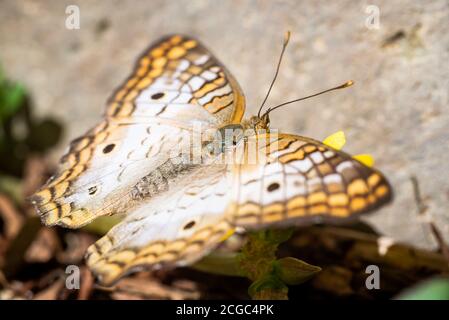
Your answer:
[353,154,374,167]
[323,130,346,150]
[323,131,374,167]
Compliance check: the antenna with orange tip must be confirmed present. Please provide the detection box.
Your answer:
[257,31,291,118]
[263,80,354,116]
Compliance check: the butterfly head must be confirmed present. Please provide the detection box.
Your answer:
[247,113,270,131]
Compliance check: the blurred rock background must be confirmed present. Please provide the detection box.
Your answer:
[0,0,448,250]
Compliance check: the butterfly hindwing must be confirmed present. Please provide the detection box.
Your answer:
[229,133,393,228]
[85,164,232,285]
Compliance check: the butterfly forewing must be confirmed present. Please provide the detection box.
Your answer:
[31,35,245,228]
[107,35,245,124]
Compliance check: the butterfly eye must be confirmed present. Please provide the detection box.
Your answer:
[88,186,97,195]
[183,220,196,230]
[267,182,280,192]
[151,92,165,100]
[102,144,115,154]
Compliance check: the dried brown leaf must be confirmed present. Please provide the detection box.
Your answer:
[111,276,199,300]
[0,194,24,239]
[33,278,65,300]
[25,228,59,263]
[78,267,94,300]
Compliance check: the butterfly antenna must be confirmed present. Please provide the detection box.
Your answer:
[257,31,291,118]
[263,80,354,116]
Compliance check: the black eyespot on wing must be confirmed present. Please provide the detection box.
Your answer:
[151,92,165,100]
[267,182,280,192]
[183,221,196,230]
[103,144,115,154]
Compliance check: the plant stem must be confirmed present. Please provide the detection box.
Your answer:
[238,228,294,300]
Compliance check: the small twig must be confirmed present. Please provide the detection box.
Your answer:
[429,223,449,266]
[36,269,65,289]
[78,267,94,300]
[410,176,428,214]
[291,226,449,273]
[410,176,449,267]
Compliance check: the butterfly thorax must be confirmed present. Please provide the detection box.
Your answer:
[244,114,270,131]
[220,114,269,139]
[203,114,270,157]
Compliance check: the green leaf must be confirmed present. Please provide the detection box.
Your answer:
[396,277,449,300]
[193,252,245,277]
[275,257,321,285]
[0,82,26,122]
[5,84,25,109]
[0,66,4,83]
[81,215,123,235]
[264,228,294,244]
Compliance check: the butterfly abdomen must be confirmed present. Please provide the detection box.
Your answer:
[130,158,196,200]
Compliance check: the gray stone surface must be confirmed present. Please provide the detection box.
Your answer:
[1,0,448,249]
